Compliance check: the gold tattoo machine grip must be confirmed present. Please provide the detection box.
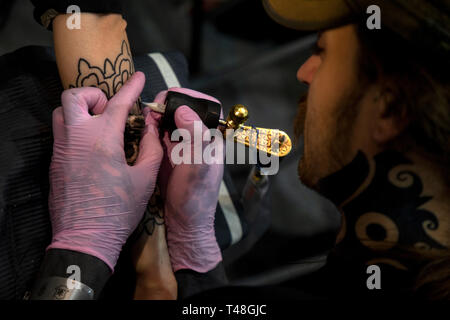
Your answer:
[219,104,249,130]
[141,97,292,158]
[219,105,292,158]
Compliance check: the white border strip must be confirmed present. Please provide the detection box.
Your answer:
[219,181,243,245]
[147,53,181,88]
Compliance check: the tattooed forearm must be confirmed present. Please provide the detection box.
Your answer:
[69,40,134,99]
[68,40,145,164]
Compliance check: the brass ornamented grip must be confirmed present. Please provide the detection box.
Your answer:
[225,104,249,130]
[232,126,292,158]
[221,104,292,158]
[142,101,293,158]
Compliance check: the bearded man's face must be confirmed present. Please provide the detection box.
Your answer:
[294,24,381,190]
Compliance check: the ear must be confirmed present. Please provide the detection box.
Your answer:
[372,87,409,144]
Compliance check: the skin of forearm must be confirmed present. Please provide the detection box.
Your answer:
[53,12,143,163]
[132,219,177,300]
[52,13,134,100]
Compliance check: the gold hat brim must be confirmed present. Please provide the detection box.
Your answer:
[263,0,354,31]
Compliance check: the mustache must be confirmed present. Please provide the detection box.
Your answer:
[293,92,308,144]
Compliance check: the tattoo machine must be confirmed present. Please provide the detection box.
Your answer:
[141,91,292,159]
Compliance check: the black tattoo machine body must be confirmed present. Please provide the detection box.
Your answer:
[141,91,293,159]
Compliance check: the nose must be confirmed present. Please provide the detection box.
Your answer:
[297,55,320,85]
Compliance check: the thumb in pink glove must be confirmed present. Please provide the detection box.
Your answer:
[153,88,224,273]
[48,72,163,271]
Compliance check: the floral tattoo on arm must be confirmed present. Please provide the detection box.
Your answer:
[69,40,134,99]
[69,40,145,164]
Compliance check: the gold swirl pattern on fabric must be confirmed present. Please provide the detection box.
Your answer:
[336,156,376,244]
[335,213,347,244]
[388,165,415,188]
[366,258,408,271]
[339,156,376,209]
[355,212,399,251]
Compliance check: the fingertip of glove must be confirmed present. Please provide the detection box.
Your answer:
[176,105,201,123]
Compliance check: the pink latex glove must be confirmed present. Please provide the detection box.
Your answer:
[48,72,163,271]
[153,88,224,273]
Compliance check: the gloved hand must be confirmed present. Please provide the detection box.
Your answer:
[48,72,163,271]
[152,88,224,273]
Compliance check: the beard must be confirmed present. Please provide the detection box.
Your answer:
[294,85,366,191]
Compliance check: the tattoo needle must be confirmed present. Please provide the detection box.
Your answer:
[141,101,166,114]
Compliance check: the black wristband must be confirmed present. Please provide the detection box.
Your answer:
[175,262,228,299]
[31,249,111,299]
[31,0,124,30]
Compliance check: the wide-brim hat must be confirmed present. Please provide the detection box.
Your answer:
[263,0,450,56]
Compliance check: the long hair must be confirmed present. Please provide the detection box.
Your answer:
[355,24,450,300]
[356,25,450,183]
